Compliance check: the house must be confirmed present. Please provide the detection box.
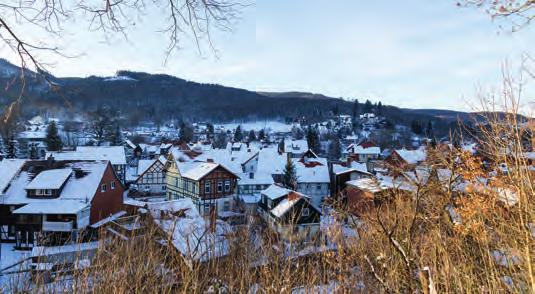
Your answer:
[47,146,127,183]
[385,147,427,170]
[338,115,353,129]
[131,157,167,198]
[292,150,331,208]
[343,176,415,216]
[148,199,231,262]
[346,140,381,163]
[0,158,125,249]
[331,161,373,199]
[165,150,239,217]
[284,139,309,158]
[258,184,322,243]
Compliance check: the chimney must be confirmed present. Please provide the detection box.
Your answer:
[207,158,214,163]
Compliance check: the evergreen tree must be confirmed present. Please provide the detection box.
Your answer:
[306,127,320,154]
[206,123,214,135]
[282,157,298,190]
[328,136,341,161]
[258,129,266,141]
[376,101,383,115]
[248,130,257,141]
[363,99,373,113]
[46,121,63,151]
[213,132,228,149]
[352,99,360,117]
[109,123,123,146]
[411,120,423,135]
[426,121,433,137]
[179,122,194,142]
[234,125,243,142]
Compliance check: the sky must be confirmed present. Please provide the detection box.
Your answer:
[1,0,534,112]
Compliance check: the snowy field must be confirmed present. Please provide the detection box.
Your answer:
[220,121,295,133]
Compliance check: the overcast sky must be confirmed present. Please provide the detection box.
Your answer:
[1,0,534,112]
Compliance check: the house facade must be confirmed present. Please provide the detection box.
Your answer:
[133,158,167,198]
[165,154,239,217]
[258,184,322,243]
[0,159,124,249]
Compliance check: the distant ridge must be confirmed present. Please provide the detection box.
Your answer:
[0,59,478,136]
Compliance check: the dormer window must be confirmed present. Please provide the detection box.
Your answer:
[101,184,107,192]
[36,189,52,196]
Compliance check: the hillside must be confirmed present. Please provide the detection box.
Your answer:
[0,59,466,133]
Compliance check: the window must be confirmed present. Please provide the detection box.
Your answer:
[302,208,310,217]
[101,184,107,192]
[35,189,52,196]
[162,185,167,191]
[316,184,322,190]
[224,180,231,192]
[111,181,116,190]
[204,203,211,214]
[217,181,223,193]
[223,201,230,212]
[205,181,211,193]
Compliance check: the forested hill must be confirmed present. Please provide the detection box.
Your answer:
[0,58,468,132]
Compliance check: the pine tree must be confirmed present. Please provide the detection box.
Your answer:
[234,125,243,142]
[363,99,373,113]
[248,130,257,141]
[258,129,266,141]
[179,122,194,142]
[352,99,360,117]
[45,121,63,151]
[377,101,383,115]
[426,121,433,137]
[282,158,298,190]
[306,127,320,154]
[328,136,341,161]
[109,123,123,146]
[411,120,423,135]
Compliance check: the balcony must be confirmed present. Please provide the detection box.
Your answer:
[42,220,74,232]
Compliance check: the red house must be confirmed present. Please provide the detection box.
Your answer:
[0,158,125,249]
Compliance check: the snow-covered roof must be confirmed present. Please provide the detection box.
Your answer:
[346,178,383,193]
[1,161,109,206]
[148,199,231,262]
[0,159,26,194]
[347,175,416,193]
[12,200,88,214]
[332,162,369,175]
[395,148,427,164]
[25,168,72,190]
[237,171,274,186]
[271,195,302,218]
[137,159,156,176]
[261,184,292,200]
[294,157,330,183]
[47,146,127,165]
[284,139,308,153]
[181,162,220,181]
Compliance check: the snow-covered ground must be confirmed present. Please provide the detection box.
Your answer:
[0,243,31,289]
[220,121,295,133]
